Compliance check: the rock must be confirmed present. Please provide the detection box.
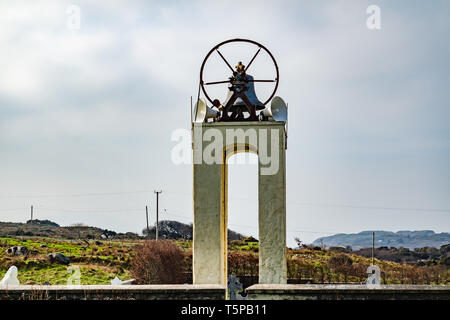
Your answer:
[111,276,122,285]
[40,244,47,248]
[111,276,135,285]
[5,246,28,256]
[48,252,70,265]
[0,266,20,286]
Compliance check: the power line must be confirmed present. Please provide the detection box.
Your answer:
[228,223,338,235]
[0,208,29,212]
[0,190,153,198]
[163,209,192,221]
[288,201,450,213]
[1,191,447,237]
[39,207,143,213]
[163,211,338,235]
[165,190,450,213]
[2,188,449,213]
[2,204,433,237]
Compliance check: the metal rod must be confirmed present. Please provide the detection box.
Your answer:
[286,103,288,149]
[247,79,276,82]
[216,49,234,72]
[205,80,231,85]
[372,231,375,265]
[245,47,261,72]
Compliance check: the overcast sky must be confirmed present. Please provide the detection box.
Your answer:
[0,0,449,247]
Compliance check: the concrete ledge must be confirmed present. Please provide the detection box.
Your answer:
[0,284,226,300]
[199,121,286,127]
[246,284,450,300]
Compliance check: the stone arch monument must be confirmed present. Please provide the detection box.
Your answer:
[192,39,288,285]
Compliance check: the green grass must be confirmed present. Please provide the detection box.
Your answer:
[228,241,259,252]
[0,264,131,285]
[0,237,447,285]
[0,237,134,284]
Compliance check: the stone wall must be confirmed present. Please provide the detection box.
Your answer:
[246,284,450,300]
[0,284,226,300]
[2,284,448,300]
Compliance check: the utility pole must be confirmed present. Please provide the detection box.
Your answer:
[30,205,33,222]
[145,205,150,239]
[154,190,162,240]
[372,231,375,265]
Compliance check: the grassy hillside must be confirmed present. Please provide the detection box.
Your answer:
[0,220,138,240]
[0,237,136,284]
[0,237,448,285]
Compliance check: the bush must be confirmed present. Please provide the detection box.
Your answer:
[287,257,317,280]
[243,236,258,243]
[328,254,353,268]
[130,240,185,284]
[328,254,354,283]
[228,251,258,276]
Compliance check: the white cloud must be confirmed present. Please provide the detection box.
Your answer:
[0,1,449,244]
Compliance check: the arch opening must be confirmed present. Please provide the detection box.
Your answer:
[225,152,259,281]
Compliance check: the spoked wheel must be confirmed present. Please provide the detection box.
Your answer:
[199,38,279,121]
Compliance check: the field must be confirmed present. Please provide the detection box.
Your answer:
[0,237,136,284]
[0,237,448,285]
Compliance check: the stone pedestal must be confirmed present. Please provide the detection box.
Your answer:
[192,122,287,285]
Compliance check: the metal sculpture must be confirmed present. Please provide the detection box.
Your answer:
[199,38,280,122]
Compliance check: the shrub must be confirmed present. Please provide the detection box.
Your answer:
[287,257,317,281]
[130,240,185,284]
[243,236,258,243]
[228,251,258,276]
[328,254,354,283]
[328,254,353,269]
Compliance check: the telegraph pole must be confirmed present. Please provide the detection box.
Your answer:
[154,190,162,240]
[145,205,150,239]
[372,231,375,265]
[30,205,33,222]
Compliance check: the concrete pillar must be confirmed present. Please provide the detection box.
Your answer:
[192,125,227,285]
[192,122,286,285]
[258,127,287,284]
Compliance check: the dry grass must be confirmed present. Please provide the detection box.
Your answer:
[130,240,186,284]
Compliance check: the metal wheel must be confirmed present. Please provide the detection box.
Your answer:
[199,38,279,106]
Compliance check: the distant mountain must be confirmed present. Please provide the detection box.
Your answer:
[313,230,450,250]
